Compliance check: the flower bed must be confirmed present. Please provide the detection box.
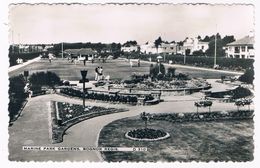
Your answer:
[125,128,170,141]
[51,101,128,143]
[152,110,254,123]
[111,78,211,92]
[60,87,138,104]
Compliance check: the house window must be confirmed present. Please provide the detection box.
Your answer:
[235,55,240,58]
[241,55,245,59]
[170,47,174,50]
[248,46,254,51]
[234,47,240,53]
[241,47,245,52]
[229,55,233,58]
[202,46,204,50]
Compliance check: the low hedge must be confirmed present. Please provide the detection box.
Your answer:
[152,110,254,123]
[60,87,140,104]
[124,53,254,71]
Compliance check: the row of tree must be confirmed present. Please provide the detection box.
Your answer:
[153,34,236,57]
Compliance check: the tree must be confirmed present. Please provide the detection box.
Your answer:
[205,37,225,57]
[167,67,176,78]
[222,35,236,45]
[149,63,166,79]
[154,36,163,53]
[123,41,137,47]
[238,67,254,84]
[9,75,27,122]
[192,50,205,56]
[202,35,210,42]
[29,71,61,88]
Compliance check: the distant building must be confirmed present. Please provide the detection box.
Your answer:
[18,44,44,53]
[64,48,97,60]
[121,45,139,52]
[140,42,177,54]
[224,35,254,59]
[140,42,157,54]
[16,58,23,64]
[18,45,30,53]
[43,45,54,51]
[158,42,178,54]
[179,37,209,55]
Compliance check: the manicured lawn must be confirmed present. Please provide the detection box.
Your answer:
[9,58,237,81]
[98,116,254,162]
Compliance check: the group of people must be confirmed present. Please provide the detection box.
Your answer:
[95,66,104,81]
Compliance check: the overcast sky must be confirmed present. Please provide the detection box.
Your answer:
[9,3,254,44]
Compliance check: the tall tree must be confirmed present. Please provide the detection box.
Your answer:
[222,35,236,45]
[202,35,210,42]
[154,36,162,53]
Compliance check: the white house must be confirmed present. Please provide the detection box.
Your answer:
[140,42,177,54]
[140,42,157,54]
[180,37,209,55]
[224,35,254,59]
[158,42,178,54]
[121,45,139,52]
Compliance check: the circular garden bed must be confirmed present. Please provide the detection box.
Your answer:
[125,128,170,141]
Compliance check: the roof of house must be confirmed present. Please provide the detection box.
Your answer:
[64,48,96,55]
[226,36,254,46]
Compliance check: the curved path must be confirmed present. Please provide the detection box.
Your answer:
[9,93,242,161]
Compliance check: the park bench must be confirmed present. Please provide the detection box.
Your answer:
[145,98,160,105]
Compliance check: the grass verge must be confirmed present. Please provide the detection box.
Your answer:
[98,115,254,162]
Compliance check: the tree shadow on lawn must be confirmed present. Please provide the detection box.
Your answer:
[98,116,254,162]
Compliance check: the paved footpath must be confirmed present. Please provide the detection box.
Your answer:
[8,56,41,73]
[8,93,242,161]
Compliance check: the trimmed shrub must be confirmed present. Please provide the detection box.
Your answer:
[9,75,27,122]
[29,71,61,87]
[239,68,254,84]
[123,53,254,71]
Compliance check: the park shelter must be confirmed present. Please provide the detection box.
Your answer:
[64,48,97,60]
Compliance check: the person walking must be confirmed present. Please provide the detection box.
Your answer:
[95,67,99,81]
[130,60,133,68]
[99,67,103,80]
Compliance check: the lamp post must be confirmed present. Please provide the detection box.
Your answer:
[157,55,163,74]
[80,70,88,108]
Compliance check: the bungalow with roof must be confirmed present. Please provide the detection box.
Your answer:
[64,48,97,61]
[179,37,209,56]
[121,44,139,53]
[224,35,255,59]
[140,42,177,54]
